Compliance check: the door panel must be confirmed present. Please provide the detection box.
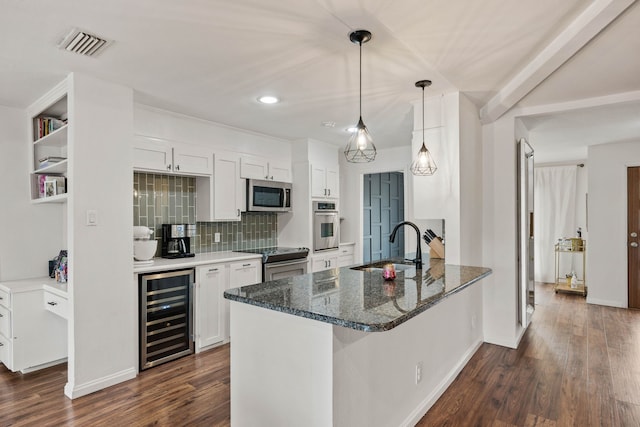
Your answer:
[363,172,404,263]
[628,167,640,308]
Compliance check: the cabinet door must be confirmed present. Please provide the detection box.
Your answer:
[214,152,243,221]
[133,138,172,172]
[196,264,227,350]
[240,155,269,180]
[173,145,213,176]
[325,168,339,198]
[269,160,292,183]
[311,255,339,272]
[326,255,339,269]
[311,165,327,198]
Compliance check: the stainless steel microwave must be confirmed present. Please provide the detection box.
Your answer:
[247,179,292,212]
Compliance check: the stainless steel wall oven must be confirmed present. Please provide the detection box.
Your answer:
[139,268,194,370]
[313,201,339,252]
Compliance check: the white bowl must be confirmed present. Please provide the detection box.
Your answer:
[134,240,158,261]
[133,226,153,240]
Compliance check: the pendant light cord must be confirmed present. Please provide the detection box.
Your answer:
[359,41,362,118]
[422,85,425,143]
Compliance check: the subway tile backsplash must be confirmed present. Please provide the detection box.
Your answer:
[133,172,277,254]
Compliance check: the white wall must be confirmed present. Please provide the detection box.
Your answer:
[65,74,136,398]
[481,113,522,348]
[0,105,63,281]
[588,140,640,307]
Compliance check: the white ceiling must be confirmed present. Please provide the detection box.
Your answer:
[1,0,639,151]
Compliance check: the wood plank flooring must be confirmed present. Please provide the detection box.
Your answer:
[1,283,640,426]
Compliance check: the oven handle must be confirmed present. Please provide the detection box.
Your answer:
[264,258,308,269]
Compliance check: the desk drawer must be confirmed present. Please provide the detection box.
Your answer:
[0,305,9,338]
[44,292,68,320]
[0,288,9,309]
[0,333,9,367]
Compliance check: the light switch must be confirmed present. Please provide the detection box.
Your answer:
[214,232,221,243]
[86,210,98,226]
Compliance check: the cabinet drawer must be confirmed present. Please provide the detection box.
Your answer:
[43,292,68,320]
[339,245,354,256]
[0,333,9,367]
[0,305,9,338]
[0,288,9,309]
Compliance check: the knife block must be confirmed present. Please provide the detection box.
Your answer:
[429,238,445,259]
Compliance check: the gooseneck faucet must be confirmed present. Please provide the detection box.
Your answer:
[389,221,422,269]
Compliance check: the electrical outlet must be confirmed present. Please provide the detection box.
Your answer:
[415,362,423,384]
[214,232,221,243]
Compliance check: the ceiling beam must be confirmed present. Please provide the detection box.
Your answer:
[479,0,637,124]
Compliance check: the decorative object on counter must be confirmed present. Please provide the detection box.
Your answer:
[53,250,68,283]
[382,263,396,280]
[410,80,438,176]
[423,229,445,259]
[344,29,376,163]
[133,226,157,264]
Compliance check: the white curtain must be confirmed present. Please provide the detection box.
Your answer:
[534,166,577,283]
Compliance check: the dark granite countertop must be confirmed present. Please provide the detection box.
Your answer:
[224,258,492,332]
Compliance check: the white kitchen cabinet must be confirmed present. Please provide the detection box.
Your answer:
[229,259,261,287]
[0,281,67,373]
[311,253,339,272]
[240,154,292,183]
[311,165,339,198]
[195,264,228,351]
[338,243,355,267]
[43,290,68,320]
[196,151,244,222]
[133,137,213,176]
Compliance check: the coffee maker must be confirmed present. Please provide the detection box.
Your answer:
[161,224,196,258]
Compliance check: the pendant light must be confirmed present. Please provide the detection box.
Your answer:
[410,80,437,176]
[344,29,376,163]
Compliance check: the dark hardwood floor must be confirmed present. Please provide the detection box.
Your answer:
[1,283,640,426]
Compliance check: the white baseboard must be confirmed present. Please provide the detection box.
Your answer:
[401,338,484,427]
[64,367,137,399]
[586,297,626,308]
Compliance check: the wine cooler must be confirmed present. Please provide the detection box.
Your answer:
[139,268,194,370]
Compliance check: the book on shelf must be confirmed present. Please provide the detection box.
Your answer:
[38,156,67,169]
[33,116,67,140]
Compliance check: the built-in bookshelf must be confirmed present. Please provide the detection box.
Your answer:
[29,86,68,203]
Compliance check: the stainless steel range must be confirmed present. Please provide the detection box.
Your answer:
[240,247,309,282]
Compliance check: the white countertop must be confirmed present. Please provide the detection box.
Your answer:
[0,276,67,296]
[133,251,263,273]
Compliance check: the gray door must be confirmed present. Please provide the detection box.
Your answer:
[363,172,404,263]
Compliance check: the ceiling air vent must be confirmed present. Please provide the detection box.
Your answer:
[58,28,111,57]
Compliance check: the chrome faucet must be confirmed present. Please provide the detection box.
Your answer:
[389,221,422,269]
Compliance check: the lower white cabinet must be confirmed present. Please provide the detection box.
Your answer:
[195,264,228,350]
[311,252,339,272]
[338,243,355,267]
[0,281,67,373]
[195,258,260,352]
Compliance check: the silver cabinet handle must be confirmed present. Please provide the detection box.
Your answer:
[328,189,331,196]
[175,164,180,171]
[0,342,3,347]
[632,232,638,238]
[47,301,58,306]
[265,175,269,179]
[208,268,218,272]
[167,164,172,170]
[237,209,241,217]
[631,242,639,248]
[0,314,3,317]
[0,296,3,300]
[270,176,274,180]
[324,189,327,196]
[242,263,252,267]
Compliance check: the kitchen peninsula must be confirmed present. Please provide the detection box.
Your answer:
[225,259,491,426]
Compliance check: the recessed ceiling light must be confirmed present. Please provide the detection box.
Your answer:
[258,95,279,104]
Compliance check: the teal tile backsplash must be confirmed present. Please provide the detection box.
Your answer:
[133,172,277,254]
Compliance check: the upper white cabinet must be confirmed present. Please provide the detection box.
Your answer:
[28,81,69,204]
[311,165,339,199]
[240,154,292,182]
[133,137,213,176]
[196,151,244,222]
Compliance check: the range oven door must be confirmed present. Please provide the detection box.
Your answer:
[263,258,308,282]
[314,211,339,251]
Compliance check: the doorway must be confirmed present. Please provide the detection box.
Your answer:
[628,167,640,308]
[363,172,404,263]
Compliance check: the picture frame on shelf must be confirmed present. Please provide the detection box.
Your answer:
[44,179,56,198]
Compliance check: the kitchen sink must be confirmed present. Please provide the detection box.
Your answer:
[350,260,416,272]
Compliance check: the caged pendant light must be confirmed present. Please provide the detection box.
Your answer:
[344,30,377,163]
[410,80,437,176]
